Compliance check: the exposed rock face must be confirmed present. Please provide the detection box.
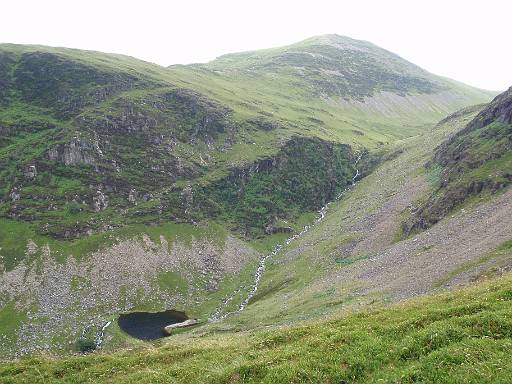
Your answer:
[265,223,293,235]
[9,188,20,202]
[48,139,97,165]
[128,189,137,205]
[24,165,37,180]
[163,319,199,335]
[93,189,108,212]
[463,86,512,130]
[181,185,193,207]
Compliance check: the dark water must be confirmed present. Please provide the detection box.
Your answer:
[118,310,188,340]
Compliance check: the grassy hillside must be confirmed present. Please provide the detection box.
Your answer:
[2,273,512,383]
[197,34,495,128]
[0,37,494,263]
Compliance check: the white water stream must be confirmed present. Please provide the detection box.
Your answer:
[210,154,362,321]
[95,320,112,349]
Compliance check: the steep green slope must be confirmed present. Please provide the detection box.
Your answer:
[403,86,512,235]
[2,273,512,383]
[0,44,356,267]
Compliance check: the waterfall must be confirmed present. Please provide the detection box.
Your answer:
[95,320,112,349]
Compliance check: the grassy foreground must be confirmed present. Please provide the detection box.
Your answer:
[1,274,512,383]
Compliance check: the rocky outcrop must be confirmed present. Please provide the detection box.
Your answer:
[9,188,20,202]
[93,189,108,212]
[0,84,240,241]
[163,319,199,335]
[48,139,97,166]
[463,86,512,131]
[403,87,512,236]
[23,165,37,180]
[128,189,137,205]
[181,185,193,208]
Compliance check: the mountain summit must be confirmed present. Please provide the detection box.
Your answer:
[207,34,445,99]
[203,34,493,105]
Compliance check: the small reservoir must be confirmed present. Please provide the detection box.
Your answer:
[117,310,188,340]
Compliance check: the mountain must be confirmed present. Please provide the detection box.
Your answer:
[3,89,512,380]
[0,35,502,361]
[172,34,496,144]
[205,34,489,103]
[0,36,494,238]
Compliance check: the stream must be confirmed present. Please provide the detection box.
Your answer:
[211,153,362,320]
[95,320,111,348]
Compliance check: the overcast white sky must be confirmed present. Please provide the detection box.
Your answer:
[2,0,511,91]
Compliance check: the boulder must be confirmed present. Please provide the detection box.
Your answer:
[163,319,199,335]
